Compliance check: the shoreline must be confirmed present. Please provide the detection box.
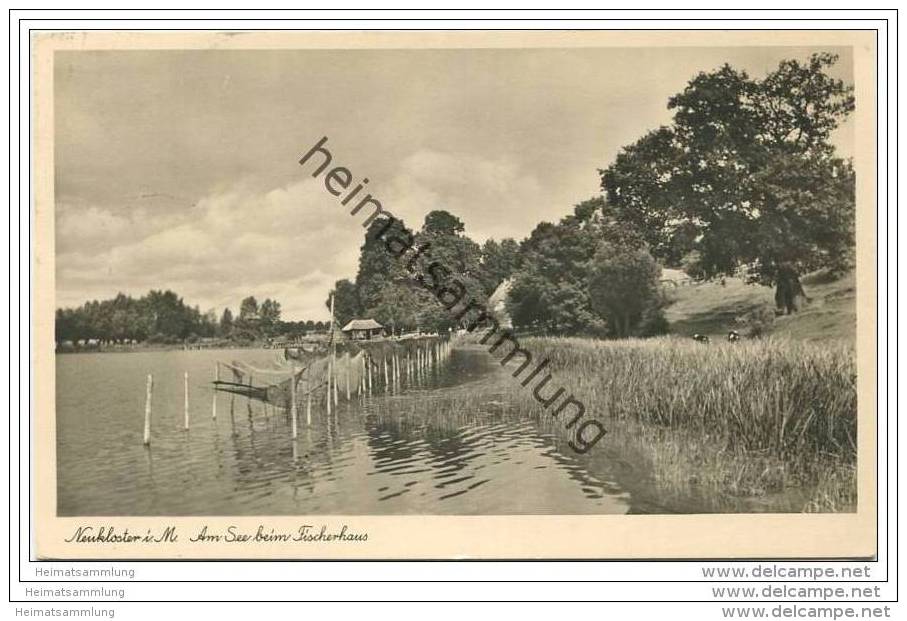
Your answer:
[477,334,857,512]
[55,343,275,354]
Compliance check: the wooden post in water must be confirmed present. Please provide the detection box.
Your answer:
[383,356,389,393]
[304,368,312,426]
[333,354,339,407]
[290,366,298,439]
[328,293,337,412]
[230,395,235,430]
[212,363,219,420]
[358,354,364,396]
[183,371,190,430]
[306,387,312,426]
[345,354,351,400]
[326,362,332,418]
[143,374,153,445]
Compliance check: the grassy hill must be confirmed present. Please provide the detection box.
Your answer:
[663,270,856,344]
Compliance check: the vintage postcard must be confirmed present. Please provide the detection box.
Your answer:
[31,29,878,559]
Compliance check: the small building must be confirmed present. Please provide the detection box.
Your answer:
[341,318,384,340]
[660,267,693,288]
[487,278,513,328]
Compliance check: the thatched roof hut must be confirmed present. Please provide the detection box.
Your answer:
[341,318,384,339]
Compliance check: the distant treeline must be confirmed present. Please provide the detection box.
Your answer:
[55,290,329,346]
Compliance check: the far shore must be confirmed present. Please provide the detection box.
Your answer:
[54,339,327,354]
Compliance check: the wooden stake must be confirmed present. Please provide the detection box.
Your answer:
[290,366,298,439]
[183,371,190,430]
[328,293,335,414]
[326,363,332,417]
[345,354,351,400]
[143,374,153,445]
[358,354,364,396]
[306,385,312,426]
[212,363,218,420]
[247,374,253,419]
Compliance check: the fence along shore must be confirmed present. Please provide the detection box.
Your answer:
[140,333,453,446]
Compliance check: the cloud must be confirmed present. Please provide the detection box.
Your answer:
[55,149,555,320]
[56,177,363,319]
[56,205,131,251]
[382,149,548,242]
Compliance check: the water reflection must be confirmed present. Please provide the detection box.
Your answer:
[56,348,631,515]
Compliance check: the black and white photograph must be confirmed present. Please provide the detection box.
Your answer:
[28,28,880,562]
[51,41,860,517]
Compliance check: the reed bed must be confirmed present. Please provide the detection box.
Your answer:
[490,335,857,512]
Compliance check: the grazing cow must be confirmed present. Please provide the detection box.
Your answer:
[727,330,741,342]
[692,334,710,344]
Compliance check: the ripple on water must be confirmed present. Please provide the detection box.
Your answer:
[56,348,632,515]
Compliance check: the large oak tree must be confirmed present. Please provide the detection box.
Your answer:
[601,53,855,313]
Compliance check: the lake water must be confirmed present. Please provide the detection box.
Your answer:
[56,347,636,515]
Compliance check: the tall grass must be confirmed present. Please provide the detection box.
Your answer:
[489,335,857,512]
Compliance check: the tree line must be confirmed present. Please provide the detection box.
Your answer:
[326,196,669,339]
[55,290,331,345]
[327,209,521,335]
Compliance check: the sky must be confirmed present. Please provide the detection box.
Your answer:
[54,45,854,320]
